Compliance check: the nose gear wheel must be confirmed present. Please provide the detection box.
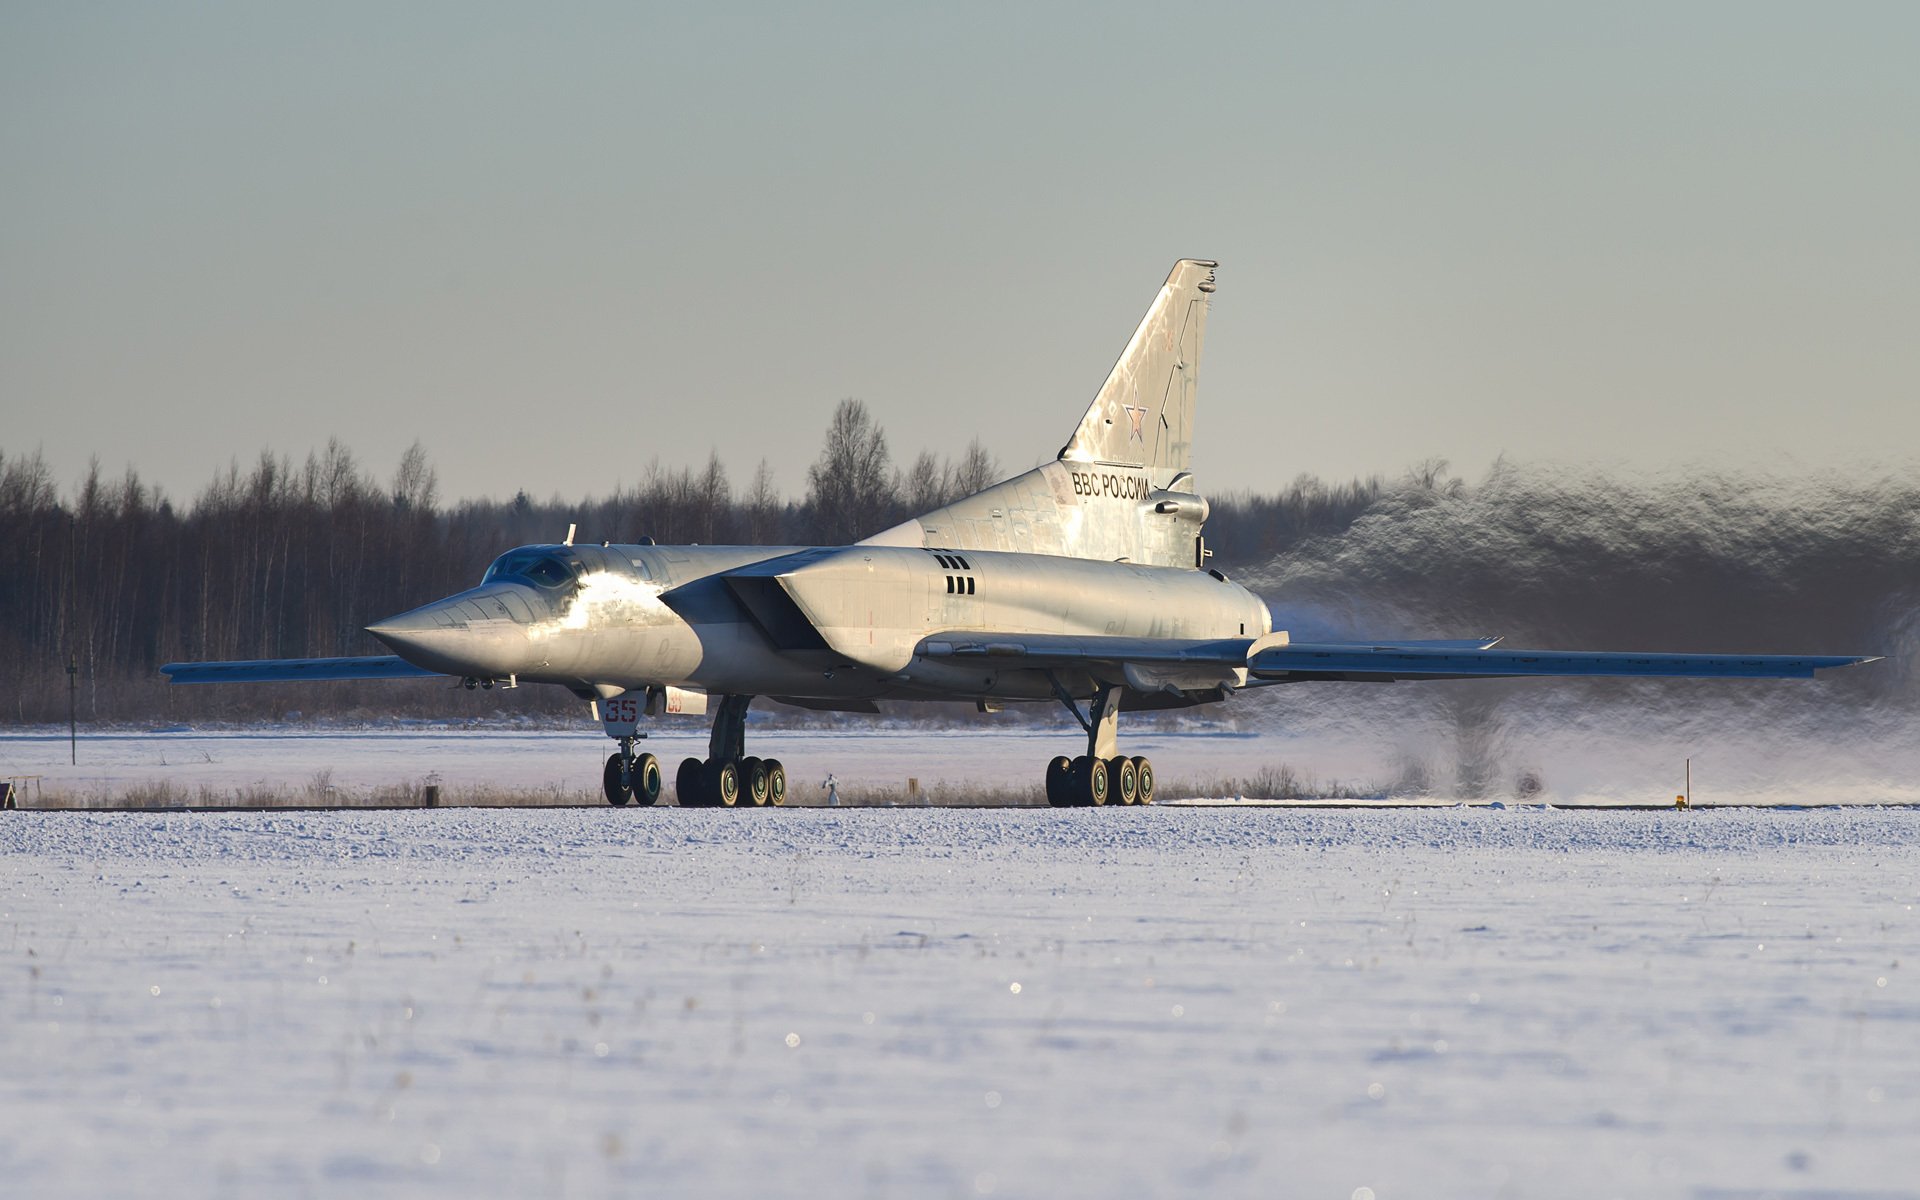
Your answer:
[604,736,663,807]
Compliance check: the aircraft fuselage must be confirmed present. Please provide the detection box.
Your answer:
[368,542,1271,706]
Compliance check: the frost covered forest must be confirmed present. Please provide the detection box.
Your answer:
[2,398,1914,724]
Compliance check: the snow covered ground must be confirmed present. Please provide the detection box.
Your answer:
[3,806,1917,1199]
[6,724,1267,804]
[4,720,1913,807]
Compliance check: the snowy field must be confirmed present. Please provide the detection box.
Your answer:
[6,724,1275,805]
[3,806,1917,1199]
[5,719,1913,807]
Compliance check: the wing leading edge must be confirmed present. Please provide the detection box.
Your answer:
[161,656,447,684]
[917,634,1874,683]
[1248,643,1874,682]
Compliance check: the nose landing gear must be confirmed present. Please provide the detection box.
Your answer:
[603,737,662,806]
[596,689,787,809]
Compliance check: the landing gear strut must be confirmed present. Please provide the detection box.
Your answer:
[1042,679,1154,807]
[603,735,662,807]
[675,694,786,808]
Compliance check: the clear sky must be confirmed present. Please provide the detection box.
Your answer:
[4,2,1917,505]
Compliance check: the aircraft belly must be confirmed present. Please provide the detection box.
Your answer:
[886,661,1069,701]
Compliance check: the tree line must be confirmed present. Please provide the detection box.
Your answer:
[10,402,1906,725]
[1,399,1382,722]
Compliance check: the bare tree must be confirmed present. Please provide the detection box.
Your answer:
[805,398,895,544]
[743,459,783,544]
[696,450,731,544]
[899,450,951,515]
[1403,457,1465,500]
[391,441,438,513]
[317,439,364,509]
[952,437,1000,497]
[0,449,57,511]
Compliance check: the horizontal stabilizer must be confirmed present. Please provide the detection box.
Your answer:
[1248,643,1876,683]
[161,656,447,684]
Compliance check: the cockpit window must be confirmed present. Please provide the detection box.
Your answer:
[483,552,577,589]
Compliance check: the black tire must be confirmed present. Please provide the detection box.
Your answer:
[1079,756,1109,807]
[1132,756,1154,805]
[739,756,769,806]
[603,754,632,806]
[705,757,740,807]
[1044,756,1072,807]
[676,756,706,806]
[764,759,787,806]
[633,752,663,806]
[1108,755,1138,805]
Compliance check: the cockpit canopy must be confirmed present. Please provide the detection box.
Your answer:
[482,549,579,590]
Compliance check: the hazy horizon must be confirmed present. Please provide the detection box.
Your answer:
[6,3,1918,506]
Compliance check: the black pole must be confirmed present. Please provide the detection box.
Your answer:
[67,515,77,765]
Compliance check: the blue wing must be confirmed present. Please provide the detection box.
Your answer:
[1248,642,1874,682]
[917,633,1873,683]
[161,656,447,683]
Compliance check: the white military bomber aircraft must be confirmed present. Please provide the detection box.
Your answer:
[164,260,1874,807]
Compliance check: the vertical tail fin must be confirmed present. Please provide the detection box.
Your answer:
[1059,259,1216,475]
[863,259,1218,566]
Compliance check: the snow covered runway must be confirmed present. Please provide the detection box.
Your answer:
[4,807,1916,1198]
[10,722,1913,808]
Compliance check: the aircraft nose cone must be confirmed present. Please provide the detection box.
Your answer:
[366,598,504,677]
[365,604,454,660]
[368,587,541,678]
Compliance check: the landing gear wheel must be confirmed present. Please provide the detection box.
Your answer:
[1107,756,1138,805]
[763,759,787,806]
[739,756,769,807]
[704,757,740,807]
[603,754,632,806]
[1044,756,1072,807]
[1132,756,1154,805]
[1072,756,1110,807]
[676,757,706,807]
[632,752,663,806]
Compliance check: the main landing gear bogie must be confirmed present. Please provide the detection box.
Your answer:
[672,695,784,807]
[1044,753,1154,807]
[676,755,786,808]
[1041,679,1155,808]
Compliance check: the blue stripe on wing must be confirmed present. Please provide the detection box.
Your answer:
[1249,643,1875,681]
[160,656,446,683]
